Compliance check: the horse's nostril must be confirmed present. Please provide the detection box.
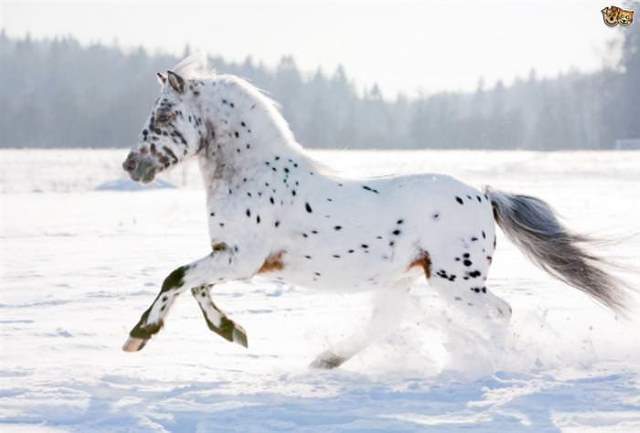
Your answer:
[123,157,137,172]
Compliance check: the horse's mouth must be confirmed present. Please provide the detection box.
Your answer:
[124,155,157,184]
[130,168,156,184]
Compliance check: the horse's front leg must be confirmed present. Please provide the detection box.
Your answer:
[190,285,248,347]
[122,243,256,352]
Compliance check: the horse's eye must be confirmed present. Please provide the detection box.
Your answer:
[156,112,175,124]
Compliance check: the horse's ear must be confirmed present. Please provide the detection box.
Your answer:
[167,71,185,94]
[156,72,167,85]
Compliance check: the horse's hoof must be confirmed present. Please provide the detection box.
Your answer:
[309,351,346,369]
[122,336,147,352]
[232,325,248,348]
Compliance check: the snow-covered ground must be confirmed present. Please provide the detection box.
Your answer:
[1,149,639,433]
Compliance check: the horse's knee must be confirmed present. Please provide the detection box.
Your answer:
[161,265,189,292]
[191,285,209,299]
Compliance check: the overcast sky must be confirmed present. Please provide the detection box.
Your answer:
[1,0,624,96]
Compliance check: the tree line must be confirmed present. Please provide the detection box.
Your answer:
[0,27,638,150]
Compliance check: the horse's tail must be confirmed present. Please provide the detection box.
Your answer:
[485,186,631,314]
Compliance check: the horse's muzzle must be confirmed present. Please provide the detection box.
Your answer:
[122,153,157,183]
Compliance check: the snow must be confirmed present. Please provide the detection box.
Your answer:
[95,179,176,191]
[1,149,639,432]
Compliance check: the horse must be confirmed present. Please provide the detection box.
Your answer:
[121,57,630,369]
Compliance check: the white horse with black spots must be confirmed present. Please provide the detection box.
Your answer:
[121,57,630,368]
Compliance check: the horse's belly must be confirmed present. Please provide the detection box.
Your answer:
[257,247,420,293]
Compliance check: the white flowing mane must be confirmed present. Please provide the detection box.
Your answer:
[172,53,215,80]
[174,54,302,155]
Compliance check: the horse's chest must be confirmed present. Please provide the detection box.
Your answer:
[205,192,273,238]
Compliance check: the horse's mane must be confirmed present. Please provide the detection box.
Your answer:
[171,54,325,169]
[171,53,216,80]
[171,54,284,126]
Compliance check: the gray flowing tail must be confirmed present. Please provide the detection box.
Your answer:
[485,187,631,314]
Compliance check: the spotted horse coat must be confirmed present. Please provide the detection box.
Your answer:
[121,58,630,367]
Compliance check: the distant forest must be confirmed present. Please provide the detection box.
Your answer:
[0,26,638,150]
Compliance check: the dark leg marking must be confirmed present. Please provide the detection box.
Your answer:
[124,265,188,351]
[128,307,164,341]
[161,265,187,292]
[192,287,248,348]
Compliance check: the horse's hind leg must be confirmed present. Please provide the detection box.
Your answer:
[310,285,411,369]
[428,269,512,332]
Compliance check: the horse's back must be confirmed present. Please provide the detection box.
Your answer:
[330,172,493,231]
[355,172,496,256]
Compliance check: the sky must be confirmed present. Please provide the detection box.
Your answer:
[0,0,625,97]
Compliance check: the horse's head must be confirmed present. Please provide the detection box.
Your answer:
[123,71,205,183]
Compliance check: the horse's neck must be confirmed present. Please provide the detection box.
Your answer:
[197,79,311,189]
